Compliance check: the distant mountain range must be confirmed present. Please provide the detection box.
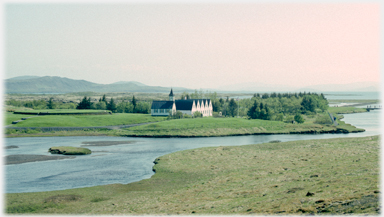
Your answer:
[5,76,191,94]
[5,76,380,94]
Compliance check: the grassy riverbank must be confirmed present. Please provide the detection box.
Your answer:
[122,116,364,137]
[328,107,367,114]
[5,113,166,127]
[5,107,366,137]
[5,135,379,215]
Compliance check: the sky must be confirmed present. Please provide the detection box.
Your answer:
[4,2,381,89]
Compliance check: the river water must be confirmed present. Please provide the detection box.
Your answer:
[4,110,381,193]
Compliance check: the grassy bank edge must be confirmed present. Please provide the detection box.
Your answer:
[5,135,380,215]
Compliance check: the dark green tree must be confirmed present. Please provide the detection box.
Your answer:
[294,113,305,123]
[77,96,92,109]
[227,98,238,117]
[107,98,117,112]
[132,95,137,111]
[47,97,55,109]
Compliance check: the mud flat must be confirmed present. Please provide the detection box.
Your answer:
[5,154,74,165]
[80,141,135,147]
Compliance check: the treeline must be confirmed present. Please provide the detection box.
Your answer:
[6,95,151,114]
[180,90,328,122]
[246,92,328,121]
[6,98,77,110]
[77,95,150,114]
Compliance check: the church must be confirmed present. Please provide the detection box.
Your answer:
[151,89,213,117]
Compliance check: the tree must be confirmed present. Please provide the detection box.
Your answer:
[100,94,107,103]
[180,92,190,100]
[247,101,259,119]
[107,98,117,113]
[47,97,55,109]
[227,98,237,117]
[275,113,284,121]
[77,96,92,109]
[193,111,202,118]
[132,95,137,111]
[95,101,107,110]
[294,113,305,123]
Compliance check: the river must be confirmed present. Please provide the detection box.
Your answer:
[4,110,381,193]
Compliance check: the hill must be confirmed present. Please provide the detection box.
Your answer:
[5,76,191,93]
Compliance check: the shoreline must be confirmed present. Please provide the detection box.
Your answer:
[6,128,365,138]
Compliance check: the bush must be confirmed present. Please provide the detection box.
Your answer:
[274,113,284,121]
[183,114,192,118]
[314,114,333,124]
[193,111,202,118]
[284,115,294,123]
[294,114,305,124]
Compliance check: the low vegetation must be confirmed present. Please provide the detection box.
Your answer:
[5,136,380,214]
[122,115,363,137]
[14,109,109,114]
[5,112,166,127]
[49,146,91,155]
[328,107,367,114]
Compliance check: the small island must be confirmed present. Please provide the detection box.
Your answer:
[49,146,91,155]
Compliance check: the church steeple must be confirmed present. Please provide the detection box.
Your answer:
[169,88,175,101]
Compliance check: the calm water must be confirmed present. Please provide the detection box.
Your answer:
[4,110,381,193]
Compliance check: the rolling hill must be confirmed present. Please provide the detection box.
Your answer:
[5,76,191,93]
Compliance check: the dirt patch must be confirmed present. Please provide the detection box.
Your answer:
[81,141,135,147]
[5,154,74,165]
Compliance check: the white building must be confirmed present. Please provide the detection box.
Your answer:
[151,89,213,117]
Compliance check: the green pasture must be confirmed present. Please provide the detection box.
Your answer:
[5,113,34,125]
[327,107,367,114]
[14,109,108,114]
[5,136,379,215]
[123,116,350,137]
[6,113,166,127]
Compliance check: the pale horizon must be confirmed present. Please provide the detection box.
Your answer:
[5,2,380,89]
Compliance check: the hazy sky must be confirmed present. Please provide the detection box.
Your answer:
[4,2,380,89]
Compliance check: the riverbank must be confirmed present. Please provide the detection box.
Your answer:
[5,107,367,138]
[5,118,364,138]
[6,135,380,214]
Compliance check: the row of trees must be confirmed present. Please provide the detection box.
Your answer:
[77,95,150,114]
[246,92,328,122]
[6,98,77,110]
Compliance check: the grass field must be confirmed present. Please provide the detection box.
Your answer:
[6,113,166,127]
[5,113,34,125]
[5,135,379,215]
[328,99,379,104]
[328,107,367,114]
[14,109,109,114]
[122,116,363,137]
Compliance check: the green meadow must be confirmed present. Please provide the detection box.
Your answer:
[328,106,367,114]
[6,136,379,215]
[14,109,108,114]
[122,115,363,137]
[6,113,166,127]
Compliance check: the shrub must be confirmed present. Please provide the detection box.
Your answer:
[314,114,333,124]
[274,113,284,121]
[294,114,305,124]
[183,114,192,118]
[284,115,294,123]
[193,111,202,118]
